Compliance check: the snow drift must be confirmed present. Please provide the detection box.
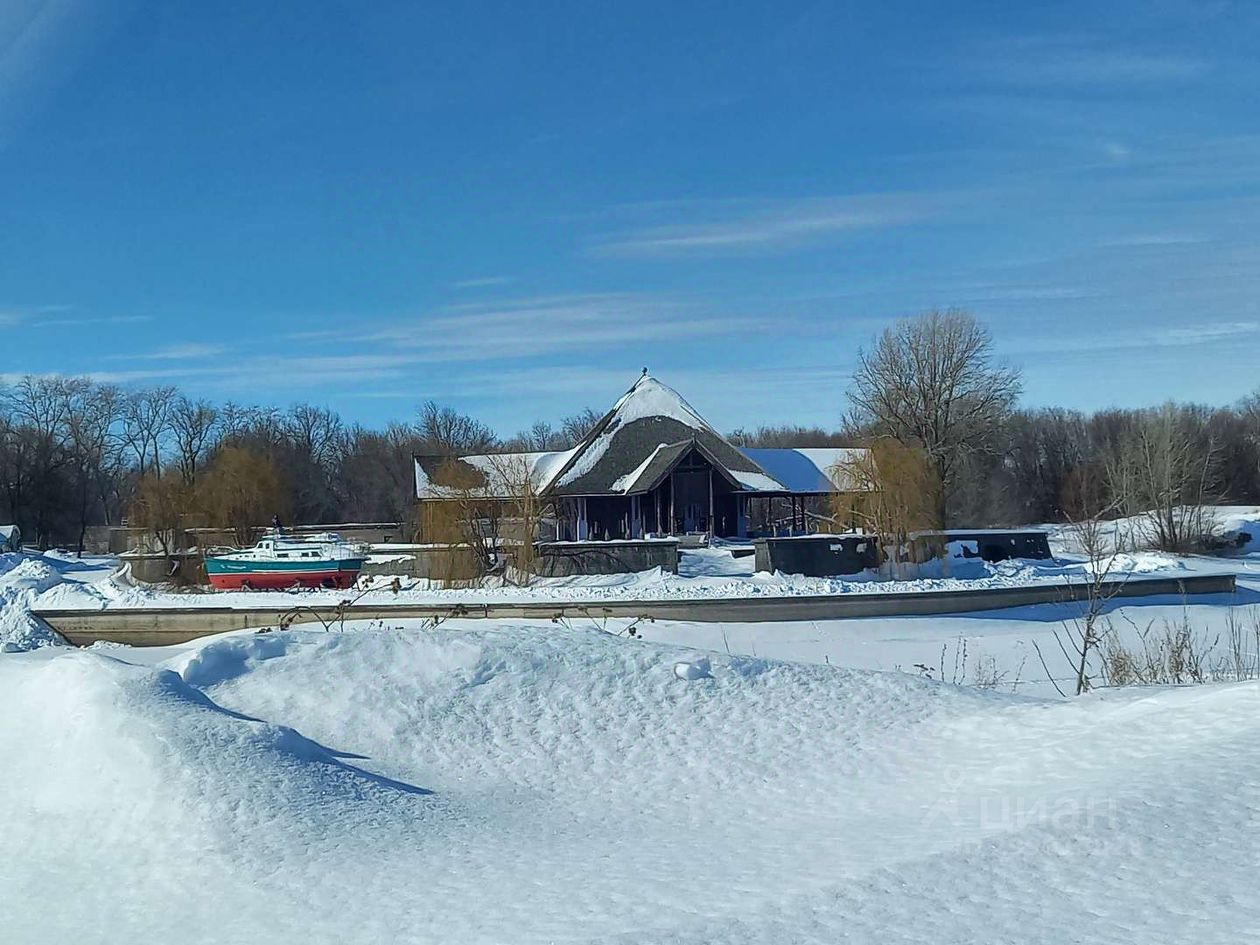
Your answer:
[3,624,1258,943]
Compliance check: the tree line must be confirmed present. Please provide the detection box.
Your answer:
[845,309,1260,551]
[3,308,1256,551]
[0,380,602,550]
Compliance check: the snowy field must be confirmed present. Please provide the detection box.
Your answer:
[3,514,1260,942]
[3,620,1259,944]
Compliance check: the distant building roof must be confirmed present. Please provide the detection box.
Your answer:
[414,449,578,500]
[738,448,868,493]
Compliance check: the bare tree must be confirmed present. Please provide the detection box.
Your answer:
[1106,403,1218,552]
[122,386,177,478]
[2,376,78,548]
[417,401,497,455]
[729,424,856,448]
[169,396,220,487]
[419,459,501,587]
[338,423,429,533]
[284,404,346,522]
[848,309,1021,525]
[508,420,562,452]
[66,382,123,555]
[484,453,553,585]
[128,472,193,556]
[1060,503,1126,695]
[560,407,602,446]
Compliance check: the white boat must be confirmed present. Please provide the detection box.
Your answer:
[204,533,367,591]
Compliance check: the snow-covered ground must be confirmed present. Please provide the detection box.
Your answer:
[3,621,1258,944]
[1043,504,1260,557]
[17,542,1201,614]
[4,529,1260,941]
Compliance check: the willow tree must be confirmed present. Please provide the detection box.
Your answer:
[833,440,940,576]
[129,472,193,556]
[199,446,287,546]
[848,309,1020,525]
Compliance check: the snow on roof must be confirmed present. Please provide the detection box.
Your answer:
[732,469,789,492]
[415,448,578,500]
[552,374,776,494]
[604,374,711,429]
[555,374,717,489]
[738,448,870,493]
[610,443,672,494]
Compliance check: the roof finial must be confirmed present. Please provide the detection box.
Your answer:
[641,366,649,377]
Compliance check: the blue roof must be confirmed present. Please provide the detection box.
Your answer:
[739,448,839,493]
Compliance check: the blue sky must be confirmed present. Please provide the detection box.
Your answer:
[2,0,1258,434]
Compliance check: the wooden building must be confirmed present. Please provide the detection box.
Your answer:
[414,373,868,541]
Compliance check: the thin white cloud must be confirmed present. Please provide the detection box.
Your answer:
[1154,321,1260,345]
[0,302,73,326]
[977,35,1209,86]
[51,314,151,327]
[105,343,228,361]
[291,293,766,362]
[1006,320,1260,358]
[948,282,1093,303]
[452,363,854,430]
[1098,233,1212,248]
[590,194,940,258]
[0,0,131,139]
[450,276,514,289]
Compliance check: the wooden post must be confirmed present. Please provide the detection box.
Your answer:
[669,472,676,535]
[708,467,714,538]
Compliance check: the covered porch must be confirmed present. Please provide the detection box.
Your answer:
[553,443,830,541]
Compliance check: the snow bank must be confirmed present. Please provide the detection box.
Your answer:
[3,624,1258,943]
[0,552,123,649]
[1,557,79,649]
[1044,505,1260,557]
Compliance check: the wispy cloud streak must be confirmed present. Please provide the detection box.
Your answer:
[973,35,1210,86]
[590,194,941,257]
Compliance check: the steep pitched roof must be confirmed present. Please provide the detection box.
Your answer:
[546,374,779,496]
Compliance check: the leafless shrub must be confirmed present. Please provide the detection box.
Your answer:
[1101,610,1214,686]
[271,578,454,635]
[910,636,1022,692]
[1217,605,1260,682]
[1049,481,1127,696]
[552,608,655,639]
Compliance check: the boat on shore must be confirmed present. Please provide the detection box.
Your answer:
[204,533,368,591]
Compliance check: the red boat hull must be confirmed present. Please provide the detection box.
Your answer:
[207,569,360,591]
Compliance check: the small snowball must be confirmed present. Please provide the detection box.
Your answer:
[673,657,712,680]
